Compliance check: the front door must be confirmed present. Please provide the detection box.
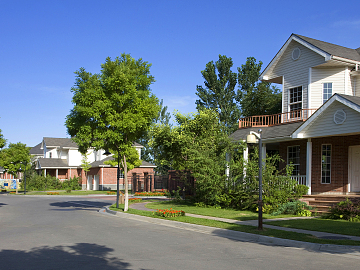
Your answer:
[349,145,360,192]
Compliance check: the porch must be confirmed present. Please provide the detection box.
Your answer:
[239,109,316,128]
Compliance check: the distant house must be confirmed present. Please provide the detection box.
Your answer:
[35,137,156,191]
[231,34,360,195]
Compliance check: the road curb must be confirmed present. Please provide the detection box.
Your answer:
[100,206,360,255]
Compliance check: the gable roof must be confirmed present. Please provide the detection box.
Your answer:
[42,137,78,149]
[30,142,43,155]
[260,34,360,81]
[295,34,360,62]
[292,94,360,138]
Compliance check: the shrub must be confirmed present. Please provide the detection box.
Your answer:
[153,208,185,218]
[324,198,360,222]
[66,189,71,193]
[61,177,81,190]
[271,200,313,216]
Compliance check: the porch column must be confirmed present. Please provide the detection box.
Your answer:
[56,169,58,179]
[44,169,47,176]
[261,143,266,168]
[243,145,249,177]
[306,139,312,195]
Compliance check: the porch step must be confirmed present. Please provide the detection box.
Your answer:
[301,195,360,214]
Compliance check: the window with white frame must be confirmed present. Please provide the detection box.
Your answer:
[288,145,300,175]
[289,86,302,117]
[323,83,332,103]
[118,170,124,179]
[321,144,331,184]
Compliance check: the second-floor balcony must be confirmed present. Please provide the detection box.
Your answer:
[239,109,316,129]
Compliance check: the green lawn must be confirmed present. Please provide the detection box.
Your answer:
[109,205,360,246]
[265,219,360,237]
[145,200,300,221]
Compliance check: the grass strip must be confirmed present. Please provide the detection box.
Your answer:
[265,219,360,237]
[146,201,299,221]
[109,205,360,246]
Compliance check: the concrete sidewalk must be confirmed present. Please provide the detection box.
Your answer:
[126,202,360,247]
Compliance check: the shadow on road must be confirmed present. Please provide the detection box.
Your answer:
[0,243,131,269]
[50,201,112,211]
[0,203,7,207]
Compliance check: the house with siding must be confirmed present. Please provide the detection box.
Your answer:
[36,137,156,191]
[231,34,360,195]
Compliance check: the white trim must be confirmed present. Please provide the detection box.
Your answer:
[332,55,360,66]
[292,94,360,138]
[321,144,332,184]
[345,67,349,95]
[282,76,285,113]
[308,68,312,109]
[260,34,331,80]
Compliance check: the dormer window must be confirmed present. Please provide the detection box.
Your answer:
[49,152,52,158]
[323,83,332,103]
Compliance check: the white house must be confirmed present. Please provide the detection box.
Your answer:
[231,34,360,195]
[36,137,156,191]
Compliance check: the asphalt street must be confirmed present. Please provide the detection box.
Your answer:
[0,194,359,270]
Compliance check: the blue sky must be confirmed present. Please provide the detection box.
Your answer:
[1,0,360,147]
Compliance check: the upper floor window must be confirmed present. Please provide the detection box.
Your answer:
[94,151,98,161]
[289,86,302,118]
[321,144,331,184]
[49,152,52,158]
[323,83,332,103]
[288,145,300,175]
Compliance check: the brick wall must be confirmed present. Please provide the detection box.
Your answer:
[279,135,360,194]
[279,139,307,175]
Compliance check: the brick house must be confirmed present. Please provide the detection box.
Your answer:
[36,137,156,191]
[230,34,360,195]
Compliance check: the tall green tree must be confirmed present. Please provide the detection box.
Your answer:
[150,109,242,204]
[0,129,6,149]
[66,53,159,211]
[81,152,92,184]
[237,57,282,117]
[0,142,31,177]
[138,99,171,173]
[195,55,240,134]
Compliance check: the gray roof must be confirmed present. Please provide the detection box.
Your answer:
[230,122,303,142]
[337,93,360,106]
[42,137,143,149]
[43,137,78,149]
[295,34,360,62]
[90,157,156,168]
[30,143,43,155]
[38,158,71,168]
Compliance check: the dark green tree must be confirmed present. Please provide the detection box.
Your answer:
[195,55,240,134]
[0,142,31,177]
[237,57,282,117]
[66,53,159,211]
[150,109,242,204]
[138,99,172,173]
[0,129,6,149]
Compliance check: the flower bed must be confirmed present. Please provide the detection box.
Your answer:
[154,208,185,218]
[107,191,116,195]
[47,192,60,195]
[9,191,15,194]
[129,198,142,203]
[134,192,165,196]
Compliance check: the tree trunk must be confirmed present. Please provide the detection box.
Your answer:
[123,154,129,212]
